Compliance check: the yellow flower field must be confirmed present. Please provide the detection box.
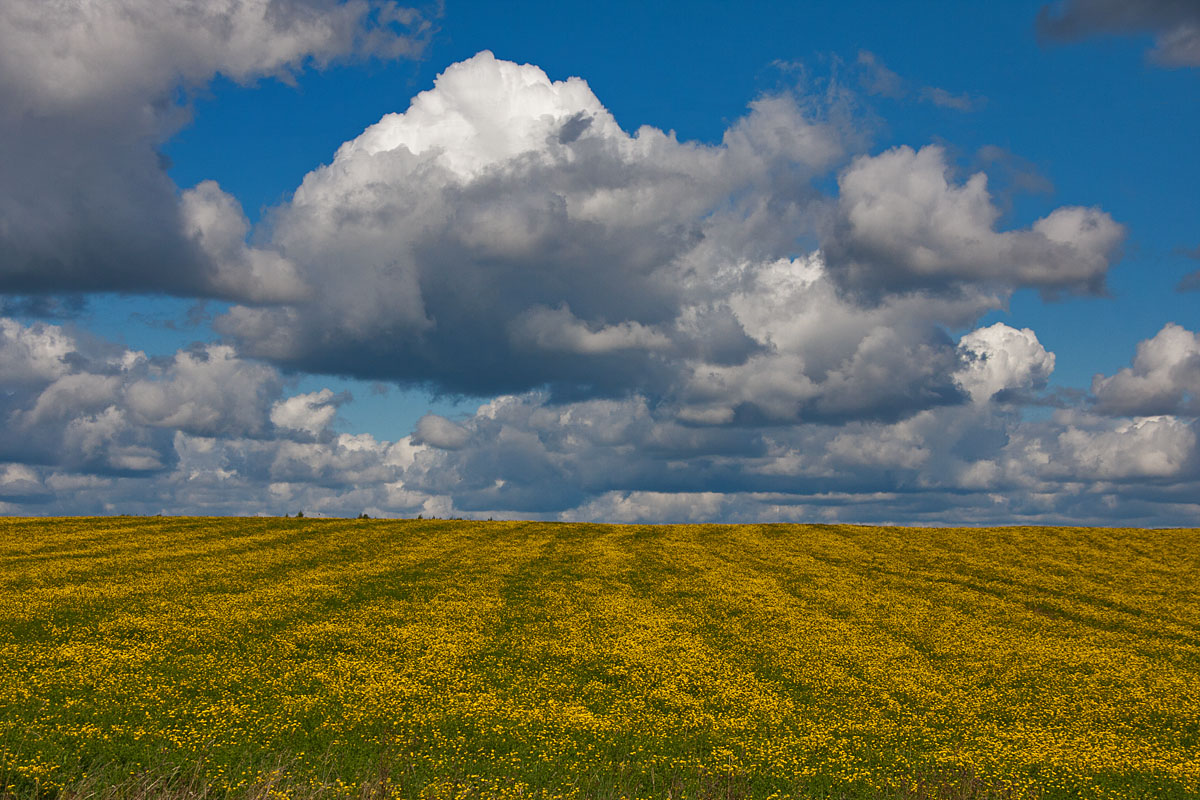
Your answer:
[0,518,1196,799]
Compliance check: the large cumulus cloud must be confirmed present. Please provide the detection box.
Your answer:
[0,0,433,298]
[218,51,845,397]
[218,52,1124,425]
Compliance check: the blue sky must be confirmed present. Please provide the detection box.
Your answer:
[0,0,1197,523]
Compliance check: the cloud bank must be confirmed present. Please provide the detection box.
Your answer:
[0,316,1194,524]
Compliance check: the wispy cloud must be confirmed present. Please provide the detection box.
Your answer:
[857,50,985,111]
[1177,245,1200,292]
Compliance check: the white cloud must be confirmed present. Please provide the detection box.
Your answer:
[827,421,931,470]
[180,182,309,303]
[412,414,470,450]
[1092,323,1200,416]
[0,463,49,502]
[63,406,165,474]
[338,51,620,179]
[124,345,281,437]
[21,374,124,427]
[0,319,285,475]
[1056,415,1196,480]
[0,319,75,385]
[955,323,1056,403]
[270,389,346,437]
[823,145,1123,293]
[270,433,402,487]
[674,254,975,424]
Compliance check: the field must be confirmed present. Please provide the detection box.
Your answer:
[0,518,1197,800]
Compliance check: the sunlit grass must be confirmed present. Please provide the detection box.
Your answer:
[0,518,1197,799]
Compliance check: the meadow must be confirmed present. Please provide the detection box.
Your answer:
[0,518,1196,800]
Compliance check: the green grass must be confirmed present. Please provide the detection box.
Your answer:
[0,517,1197,799]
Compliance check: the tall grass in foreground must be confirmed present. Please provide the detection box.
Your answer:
[0,518,1196,799]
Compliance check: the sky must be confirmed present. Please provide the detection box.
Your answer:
[0,0,1197,524]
